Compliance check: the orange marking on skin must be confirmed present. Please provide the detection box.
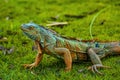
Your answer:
[70,53,77,60]
[75,45,81,51]
[77,53,88,60]
[111,46,120,54]
[56,39,64,47]
[75,45,88,60]
[65,40,71,49]
[64,40,77,60]
[81,39,118,43]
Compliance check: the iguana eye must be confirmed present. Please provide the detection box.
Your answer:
[29,26,34,30]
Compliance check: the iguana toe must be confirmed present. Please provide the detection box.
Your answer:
[88,64,111,75]
[23,63,37,70]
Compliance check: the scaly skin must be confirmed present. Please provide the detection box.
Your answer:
[21,22,120,74]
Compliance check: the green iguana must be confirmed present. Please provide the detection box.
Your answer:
[21,22,120,74]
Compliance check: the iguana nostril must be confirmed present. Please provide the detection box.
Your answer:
[21,24,26,30]
[21,24,25,27]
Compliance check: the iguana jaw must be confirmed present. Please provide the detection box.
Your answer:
[21,26,29,32]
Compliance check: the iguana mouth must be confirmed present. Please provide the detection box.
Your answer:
[21,27,28,32]
[21,27,24,31]
[21,26,29,32]
[21,24,28,31]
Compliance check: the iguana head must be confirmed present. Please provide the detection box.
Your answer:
[21,22,42,41]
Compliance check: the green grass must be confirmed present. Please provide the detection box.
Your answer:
[0,0,120,80]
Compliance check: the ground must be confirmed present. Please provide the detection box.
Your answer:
[0,0,120,80]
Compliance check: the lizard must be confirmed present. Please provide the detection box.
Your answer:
[21,22,120,74]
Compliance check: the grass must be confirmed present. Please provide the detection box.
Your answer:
[0,0,120,80]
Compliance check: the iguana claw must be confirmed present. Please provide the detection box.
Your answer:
[88,64,111,75]
[23,63,37,70]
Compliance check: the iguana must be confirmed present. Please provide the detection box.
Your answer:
[21,22,120,74]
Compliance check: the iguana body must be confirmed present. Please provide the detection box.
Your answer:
[21,23,120,74]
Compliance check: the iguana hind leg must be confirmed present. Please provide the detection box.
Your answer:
[23,41,43,69]
[111,46,120,54]
[87,48,110,75]
[54,48,72,71]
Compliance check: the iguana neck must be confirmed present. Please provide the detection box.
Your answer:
[38,31,56,48]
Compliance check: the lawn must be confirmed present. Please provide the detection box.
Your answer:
[0,0,120,80]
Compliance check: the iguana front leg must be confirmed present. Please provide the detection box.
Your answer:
[87,48,110,74]
[54,48,72,71]
[23,41,43,69]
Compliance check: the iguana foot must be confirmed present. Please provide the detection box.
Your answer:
[88,64,111,75]
[23,63,37,70]
[64,67,71,72]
